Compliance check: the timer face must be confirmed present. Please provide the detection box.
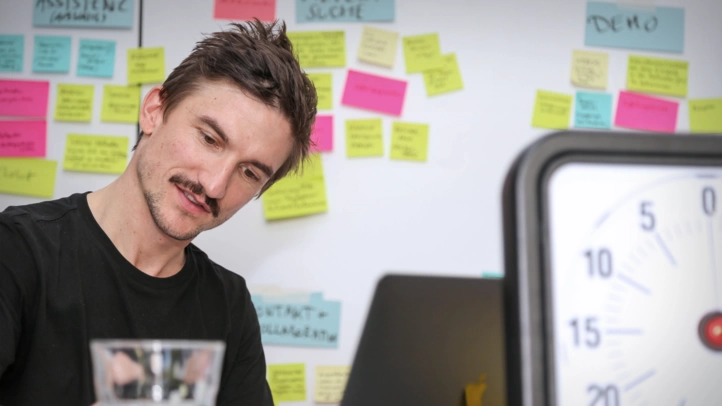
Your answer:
[546,162,722,405]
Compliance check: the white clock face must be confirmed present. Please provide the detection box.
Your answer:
[547,162,722,406]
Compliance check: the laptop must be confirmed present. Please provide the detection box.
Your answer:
[342,274,506,406]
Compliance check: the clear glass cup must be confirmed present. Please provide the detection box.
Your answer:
[90,339,226,406]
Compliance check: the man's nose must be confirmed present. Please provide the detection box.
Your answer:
[199,159,236,200]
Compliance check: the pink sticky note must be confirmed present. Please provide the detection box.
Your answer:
[213,0,276,21]
[310,115,333,152]
[615,91,678,133]
[0,120,47,157]
[0,80,50,117]
[342,69,407,116]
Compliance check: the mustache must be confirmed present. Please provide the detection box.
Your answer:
[169,174,220,218]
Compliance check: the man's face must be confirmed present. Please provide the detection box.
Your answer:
[135,79,293,241]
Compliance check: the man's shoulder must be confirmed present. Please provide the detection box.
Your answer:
[187,243,250,294]
[1,193,87,226]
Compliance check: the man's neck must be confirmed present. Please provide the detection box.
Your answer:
[87,173,188,278]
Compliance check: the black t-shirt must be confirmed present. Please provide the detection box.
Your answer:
[0,193,273,405]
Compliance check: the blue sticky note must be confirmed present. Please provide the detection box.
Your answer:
[585,2,684,53]
[297,0,395,23]
[253,293,341,348]
[33,35,71,73]
[33,0,134,28]
[574,91,612,130]
[77,39,116,78]
[0,35,24,72]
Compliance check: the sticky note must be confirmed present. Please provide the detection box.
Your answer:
[0,158,56,198]
[423,53,463,96]
[268,364,306,403]
[307,73,332,110]
[263,154,327,220]
[0,120,46,157]
[33,0,134,28]
[532,90,573,130]
[571,50,608,89]
[127,47,165,85]
[288,31,346,68]
[402,33,442,73]
[297,0,395,23]
[315,366,351,404]
[341,69,407,116]
[574,91,612,130]
[688,99,722,133]
[615,91,678,133]
[585,2,684,53]
[310,115,333,152]
[33,35,71,73]
[0,79,49,117]
[214,0,275,22]
[253,292,341,347]
[101,85,140,123]
[346,118,383,157]
[63,134,128,174]
[390,121,428,162]
[55,84,94,122]
[358,26,398,68]
[0,35,24,72]
[627,55,688,98]
[77,39,116,78]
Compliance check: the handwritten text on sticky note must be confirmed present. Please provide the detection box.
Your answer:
[532,90,572,130]
[268,364,307,403]
[315,366,351,404]
[571,50,608,89]
[390,121,428,162]
[102,85,140,123]
[214,0,275,22]
[297,0,395,23]
[358,26,398,68]
[574,91,612,129]
[55,84,94,122]
[346,118,383,157]
[0,79,49,117]
[402,33,442,73]
[127,47,165,85]
[263,154,327,220]
[288,31,345,68]
[33,35,71,73]
[423,53,463,96]
[63,134,128,174]
[342,69,407,116]
[615,91,678,133]
[33,0,134,28]
[307,73,333,110]
[311,115,333,152]
[688,99,722,133]
[627,55,688,97]
[0,35,24,72]
[77,39,116,78]
[0,158,56,198]
[0,120,46,157]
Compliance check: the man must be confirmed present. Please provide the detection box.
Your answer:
[0,20,317,405]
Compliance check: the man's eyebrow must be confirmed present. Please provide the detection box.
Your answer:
[247,160,274,179]
[198,115,229,144]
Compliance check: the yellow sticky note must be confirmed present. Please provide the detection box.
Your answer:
[263,154,327,220]
[689,98,722,133]
[390,122,428,162]
[358,26,399,68]
[268,363,306,403]
[314,365,351,404]
[101,85,141,123]
[532,90,572,130]
[571,50,609,89]
[308,73,332,110]
[346,118,383,157]
[402,33,443,73]
[422,53,463,96]
[54,83,94,122]
[627,55,688,97]
[0,158,57,198]
[63,134,129,174]
[288,31,345,68]
[127,47,165,85]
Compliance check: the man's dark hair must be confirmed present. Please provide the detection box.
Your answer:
[137,19,317,195]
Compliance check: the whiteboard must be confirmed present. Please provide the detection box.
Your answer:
[4,0,722,404]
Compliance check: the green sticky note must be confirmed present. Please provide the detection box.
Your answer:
[54,83,94,122]
[423,53,463,96]
[402,33,443,73]
[288,31,345,68]
[346,118,383,157]
[627,55,688,98]
[263,154,327,220]
[63,134,129,174]
[358,26,399,68]
[127,47,165,84]
[689,99,722,133]
[532,90,573,130]
[571,50,609,90]
[101,85,140,123]
[390,122,428,162]
[0,158,57,198]
[307,73,332,110]
[268,363,306,403]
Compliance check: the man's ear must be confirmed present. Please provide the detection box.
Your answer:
[139,86,164,137]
